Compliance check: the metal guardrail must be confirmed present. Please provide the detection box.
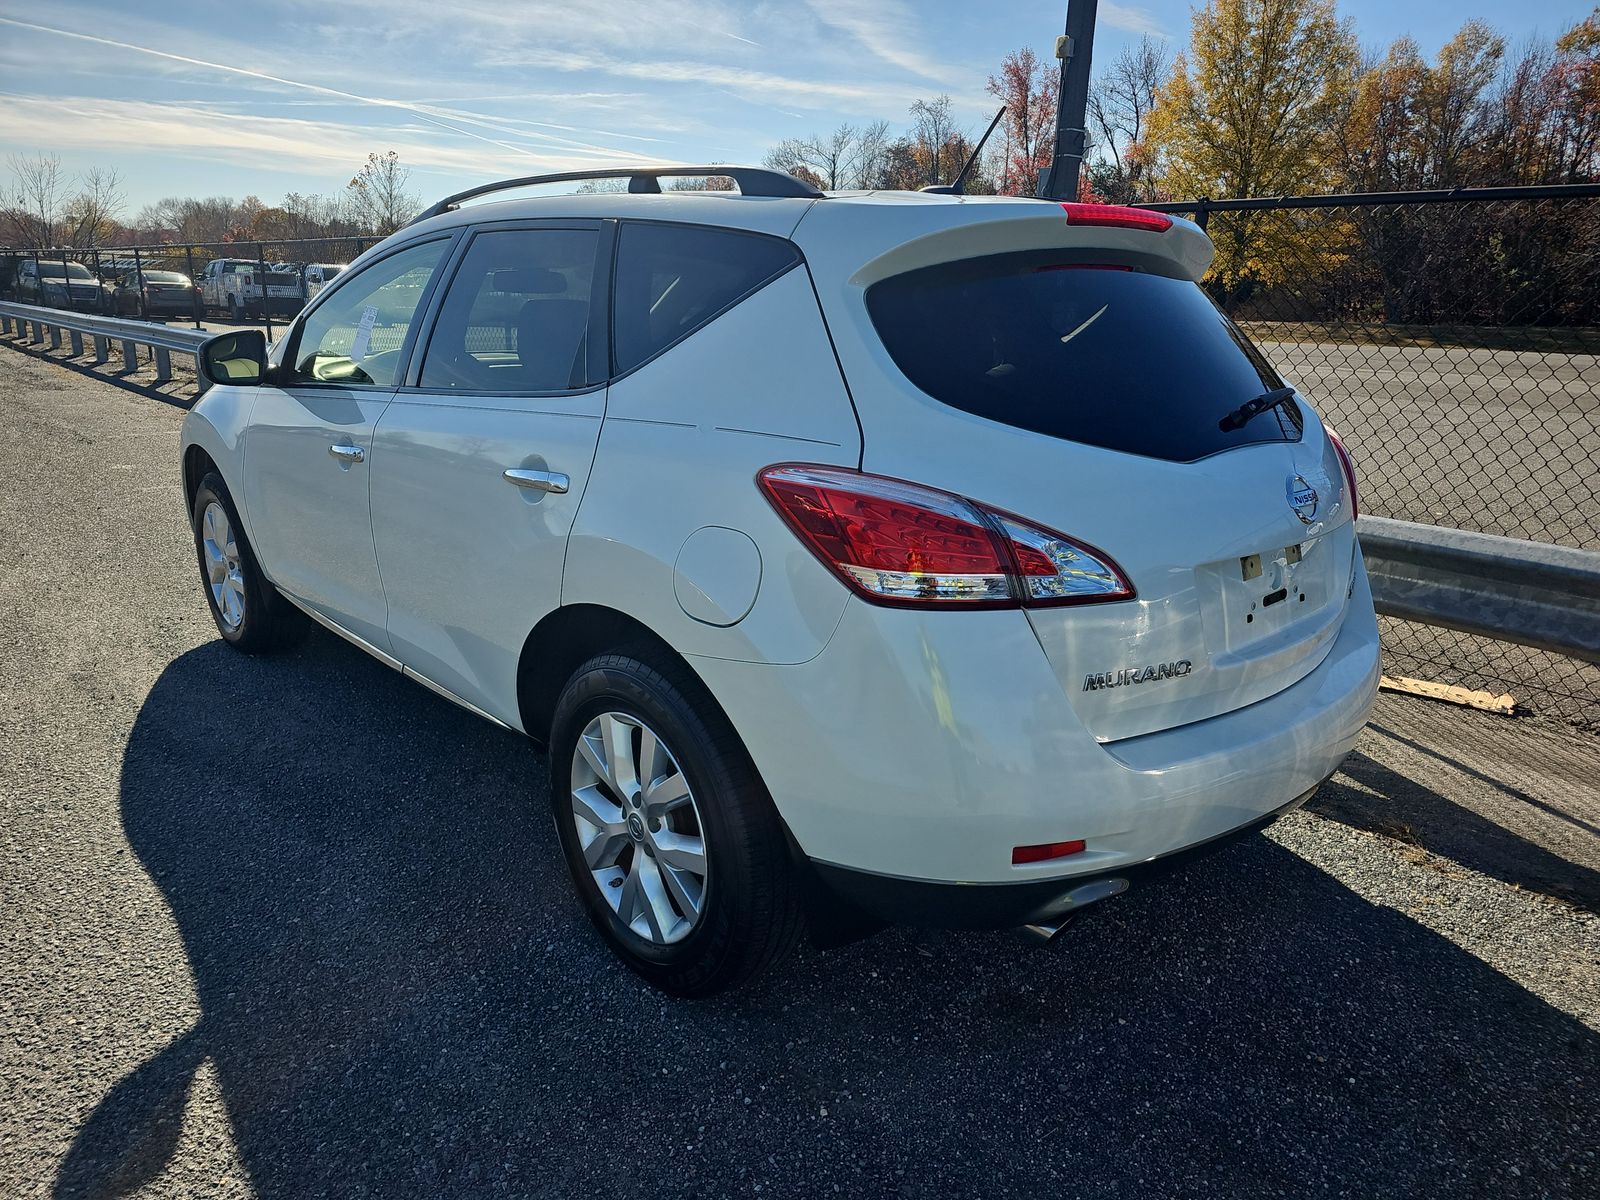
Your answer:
[0,299,211,393]
[1359,516,1600,665]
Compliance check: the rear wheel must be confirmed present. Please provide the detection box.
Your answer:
[191,472,306,653]
[549,652,802,996]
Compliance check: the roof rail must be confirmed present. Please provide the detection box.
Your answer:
[411,165,824,224]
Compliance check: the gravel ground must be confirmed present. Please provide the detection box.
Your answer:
[1,342,1597,1199]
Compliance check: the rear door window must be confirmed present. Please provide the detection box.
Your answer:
[419,228,599,392]
[612,223,800,376]
[866,253,1300,462]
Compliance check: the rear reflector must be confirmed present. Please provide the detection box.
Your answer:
[1061,202,1173,233]
[758,465,1134,610]
[1013,840,1087,865]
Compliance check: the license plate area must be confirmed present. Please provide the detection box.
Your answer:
[1198,535,1334,655]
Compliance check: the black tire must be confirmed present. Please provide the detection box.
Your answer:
[549,651,803,997]
[191,471,307,653]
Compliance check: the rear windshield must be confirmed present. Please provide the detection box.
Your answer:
[866,254,1301,462]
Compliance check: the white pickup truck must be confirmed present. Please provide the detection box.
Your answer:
[199,258,304,320]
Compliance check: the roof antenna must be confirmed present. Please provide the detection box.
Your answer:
[922,105,1006,196]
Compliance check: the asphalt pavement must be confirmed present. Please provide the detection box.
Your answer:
[1,342,1597,1199]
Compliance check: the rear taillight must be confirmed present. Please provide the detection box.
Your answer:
[1326,427,1358,520]
[1060,202,1173,233]
[757,465,1134,610]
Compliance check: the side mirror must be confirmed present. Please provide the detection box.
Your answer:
[199,330,268,387]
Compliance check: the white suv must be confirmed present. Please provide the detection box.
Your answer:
[181,166,1378,995]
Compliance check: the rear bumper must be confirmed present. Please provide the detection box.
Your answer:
[810,785,1319,929]
[691,547,1379,890]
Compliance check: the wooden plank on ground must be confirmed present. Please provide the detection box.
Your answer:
[1379,674,1516,715]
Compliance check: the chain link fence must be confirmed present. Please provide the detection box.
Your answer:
[1150,185,1600,727]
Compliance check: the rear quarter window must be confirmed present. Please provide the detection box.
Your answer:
[612,223,800,376]
[865,253,1301,462]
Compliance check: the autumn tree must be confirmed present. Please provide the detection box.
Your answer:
[986,47,1058,195]
[60,166,125,248]
[346,151,417,235]
[1148,0,1359,287]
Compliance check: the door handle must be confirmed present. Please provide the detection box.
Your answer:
[328,443,365,464]
[503,468,569,494]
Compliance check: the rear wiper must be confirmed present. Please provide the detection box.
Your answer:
[1218,386,1297,432]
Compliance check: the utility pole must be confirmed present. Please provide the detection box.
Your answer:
[1038,0,1098,200]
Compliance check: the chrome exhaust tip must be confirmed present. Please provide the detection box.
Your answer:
[1017,877,1130,945]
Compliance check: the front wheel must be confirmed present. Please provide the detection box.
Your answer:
[191,472,306,653]
[549,652,803,996]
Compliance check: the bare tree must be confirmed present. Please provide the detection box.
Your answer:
[765,125,860,190]
[4,152,68,246]
[1087,36,1172,200]
[62,166,125,248]
[909,95,960,185]
[346,150,418,235]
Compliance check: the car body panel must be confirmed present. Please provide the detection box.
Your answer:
[241,385,396,649]
[563,265,860,666]
[370,388,607,729]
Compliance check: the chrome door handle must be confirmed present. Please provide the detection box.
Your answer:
[503,468,569,494]
[328,443,365,464]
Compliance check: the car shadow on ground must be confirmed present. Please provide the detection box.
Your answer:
[56,634,1600,1198]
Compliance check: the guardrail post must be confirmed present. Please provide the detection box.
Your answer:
[69,330,83,356]
[0,315,10,334]
[154,347,172,383]
[121,339,137,372]
[30,320,45,344]
[48,324,62,350]
[92,334,107,364]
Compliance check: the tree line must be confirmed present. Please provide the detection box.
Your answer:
[1,150,419,250]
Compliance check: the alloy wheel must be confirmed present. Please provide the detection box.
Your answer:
[200,500,245,630]
[570,712,709,945]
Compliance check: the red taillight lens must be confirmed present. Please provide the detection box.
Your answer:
[1013,839,1086,865]
[1326,426,1358,520]
[757,465,1135,609]
[1060,202,1173,233]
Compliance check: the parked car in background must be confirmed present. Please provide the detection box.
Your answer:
[303,262,347,301]
[17,259,113,312]
[112,269,198,319]
[199,258,303,320]
[180,166,1377,997]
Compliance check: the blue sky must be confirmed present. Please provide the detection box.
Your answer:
[1,0,1593,212]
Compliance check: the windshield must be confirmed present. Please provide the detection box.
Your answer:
[37,262,94,280]
[141,271,188,284]
[866,253,1301,463]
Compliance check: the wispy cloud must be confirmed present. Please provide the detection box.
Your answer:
[805,0,964,83]
[0,93,564,178]
[1101,3,1168,39]
[0,17,680,166]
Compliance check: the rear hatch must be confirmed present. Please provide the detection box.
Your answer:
[798,196,1357,741]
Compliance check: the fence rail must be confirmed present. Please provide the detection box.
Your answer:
[1360,517,1600,664]
[0,300,210,390]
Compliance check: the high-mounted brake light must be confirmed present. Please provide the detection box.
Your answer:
[757,465,1135,610]
[1325,426,1359,520]
[1060,202,1173,233]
